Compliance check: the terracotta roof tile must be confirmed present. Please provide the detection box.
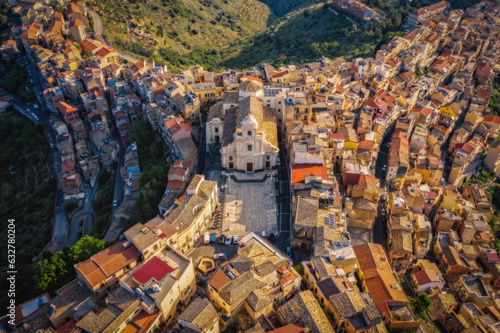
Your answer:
[209,269,231,291]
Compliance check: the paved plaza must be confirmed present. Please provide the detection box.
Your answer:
[221,170,279,237]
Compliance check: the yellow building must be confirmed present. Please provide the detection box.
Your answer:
[439,102,461,118]
[189,82,217,101]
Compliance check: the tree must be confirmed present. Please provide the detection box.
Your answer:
[69,235,106,263]
[34,254,69,293]
[418,293,432,312]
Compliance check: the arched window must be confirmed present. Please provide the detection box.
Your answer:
[229,156,233,161]
[248,130,252,137]
[266,155,270,160]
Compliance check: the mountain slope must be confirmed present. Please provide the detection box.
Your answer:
[95,0,421,70]
[96,0,277,57]
[259,0,318,16]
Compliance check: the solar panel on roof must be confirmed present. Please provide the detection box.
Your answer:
[325,214,335,229]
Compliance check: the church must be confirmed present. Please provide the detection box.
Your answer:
[206,80,279,172]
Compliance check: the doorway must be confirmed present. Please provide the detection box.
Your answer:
[247,163,253,172]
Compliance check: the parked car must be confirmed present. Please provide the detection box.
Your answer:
[225,235,232,245]
[204,232,210,245]
[268,233,276,243]
[217,234,226,245]
[33,104,39,109]
[210,235,217,243]
[261,230,267,238]
[213,253,227,260]
[113,200,118,207]
[30,79,33,83]
[286,247,292,258]
[381,209,386,216]
[380,194,386,202]
[233,235,239,244]
[196,276,207,286]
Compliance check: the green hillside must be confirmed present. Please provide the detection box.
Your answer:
[92,0,423,70]
[259,0,317,16]
[94,0,277,58]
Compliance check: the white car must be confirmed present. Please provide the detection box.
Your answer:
[113,200,118,207]
[225,235,232,245]
[213,253,227,260]
[233,235,239,244]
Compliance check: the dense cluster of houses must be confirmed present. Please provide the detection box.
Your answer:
[4,0,500,332]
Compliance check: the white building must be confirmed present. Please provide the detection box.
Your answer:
[220,96,279,172]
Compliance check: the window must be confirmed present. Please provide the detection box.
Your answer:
[266,155,270,160]
[215,127,219,133]
[154,244,158,250]
[248,130,252,137]
[229,156,233,161]
[247,145,252,151]
[278,101,281,105]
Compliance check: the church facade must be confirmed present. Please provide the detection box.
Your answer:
[206,80,279,172]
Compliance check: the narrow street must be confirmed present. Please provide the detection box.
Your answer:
[5,55,75,251]
[372,120,396,247]
[275,127,291,254]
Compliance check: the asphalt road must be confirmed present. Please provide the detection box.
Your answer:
[274,127,291,254]
[7,55,73,251]
[372,120,397,247]
[88,9,140,64]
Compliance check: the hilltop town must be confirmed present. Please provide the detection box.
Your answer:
[3,0,500,332]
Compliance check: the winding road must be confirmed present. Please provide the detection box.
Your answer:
[88,9,141,64]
